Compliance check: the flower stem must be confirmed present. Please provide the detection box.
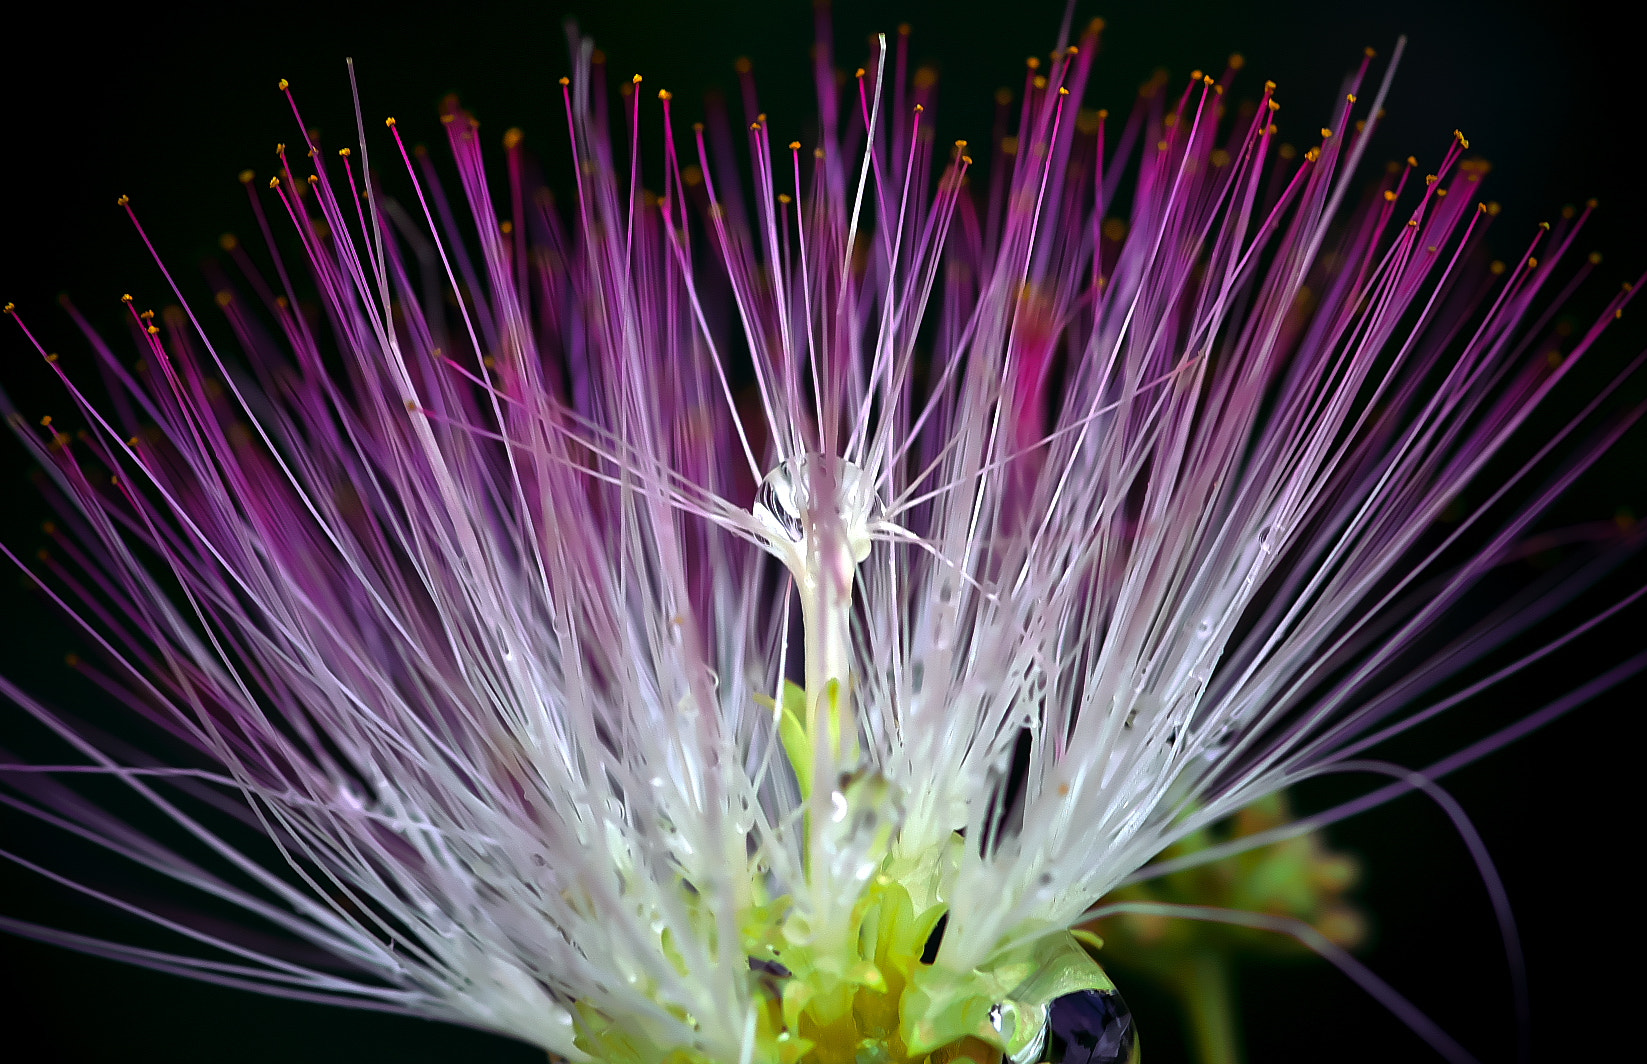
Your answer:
[1178,952,1242,1064]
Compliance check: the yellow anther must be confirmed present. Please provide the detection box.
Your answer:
[385,117,396,127]
[269,176,281,189]
[1321,127,1333,138]
[278,78,289,91]
[789,140,802,150]
[632,74,642,84]
[1384,190,1398,202]
[1347,93,1358,103]
[116,194,130,206]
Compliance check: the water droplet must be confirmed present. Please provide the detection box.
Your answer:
[1042,988,1137,1063]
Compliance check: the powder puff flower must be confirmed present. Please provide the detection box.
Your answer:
[2,13,1641,1064]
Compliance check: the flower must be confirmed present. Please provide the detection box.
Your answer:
[1,11,1642,1064]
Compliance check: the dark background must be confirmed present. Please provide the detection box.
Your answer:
[1,0,1642,1060]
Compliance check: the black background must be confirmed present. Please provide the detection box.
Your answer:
[1,1,1642,1061]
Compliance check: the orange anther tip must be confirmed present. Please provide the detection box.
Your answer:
[1059,87,1069,95]
[146,325,159,335]
[856,67,866,78]
[1586,197,1599,208]
[1097,108,1109,119]
[121,293,133,302]
[1321,127,1333,138]
[1,302,12,314]
[1407,155,1418,167]
[559,76,570,86]
[1203,74,1215,86]
[269,176,281,188]
[632,74,642,83]
[789,140,802,150]
[338,147,351,157]
[384,117,396,127]
[307,174,318,184]
[1264,80,1277,92]
[914,103,924,111]
[116,194,130,206]
[1026,57,1040,69]
[1067,45,1080,55]
[1347,93,1357,102]
[1365,46,1377,57]
[955,138,967,148]
[658,89,672,100]
[275,143,285,154]
[1384,190,1398,201]
[961,155,973,165]
[735,57,752,73]
[278,78,289,91]
[898,22,911,33]
[503,128,523,149]
[1540,221,1551,229]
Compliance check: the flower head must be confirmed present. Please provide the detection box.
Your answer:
[2,12,1641,1064]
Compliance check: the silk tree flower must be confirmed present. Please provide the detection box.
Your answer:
[2,12,1643,1064]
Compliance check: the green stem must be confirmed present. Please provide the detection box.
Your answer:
[1179,952,1241,1064]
